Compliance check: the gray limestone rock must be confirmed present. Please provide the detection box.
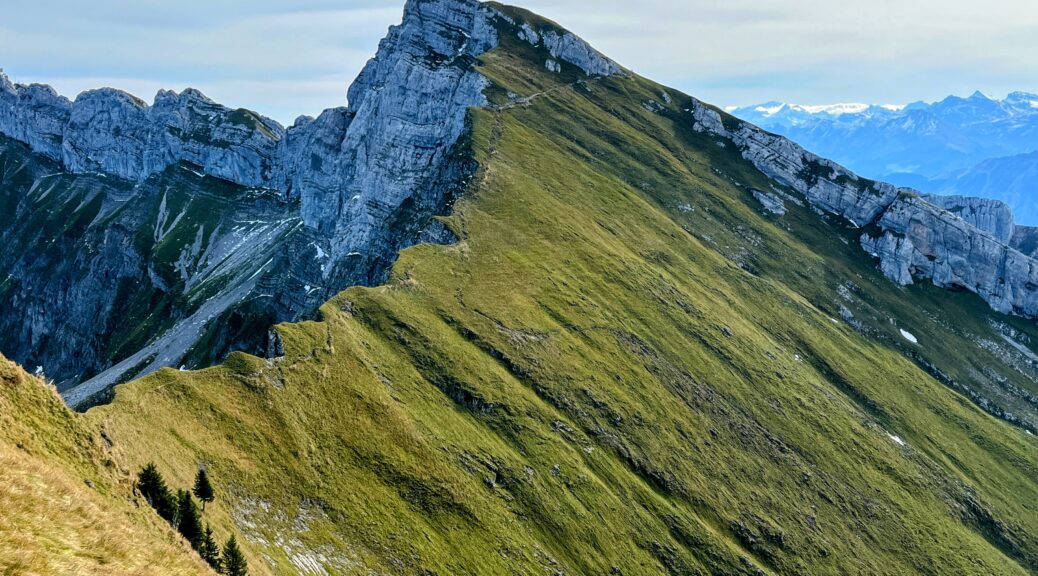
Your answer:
[924,194,1015,244]
[510,16,622,77]
[0,76,72,162]
[752,190,787,216]
[689,98,1038,321]
[860,195,1038,317]
[690,100,898,226]
[0,0,626,405]
[1011,226,1038,258]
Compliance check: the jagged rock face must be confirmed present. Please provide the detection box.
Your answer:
[924,194,1015,244]
[690,101,898,226]
[0,136,306,398]
[0,81,286,188]
[860,196,1038,317]
[0,0,626,405]
[690,99,1038,321]
[1012,226,1038,258]
[284,0,496,262]
[514,20,622,77]
[0,80,70,161]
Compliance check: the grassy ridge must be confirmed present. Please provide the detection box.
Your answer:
[0,356,213,575]
[85,22,1038,575]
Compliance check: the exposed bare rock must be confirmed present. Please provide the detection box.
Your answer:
[0,0,626,403]
[690,99,1038,321]
[860,195,1038,317]
[690,101,898,226]
[924,194,1015,244]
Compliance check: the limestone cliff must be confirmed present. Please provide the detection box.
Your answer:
[690,99,1038,321]
[0,0,623,405]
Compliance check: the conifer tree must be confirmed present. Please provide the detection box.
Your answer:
[221,536,248,576]
[200,524,222,572]
[176,489,204,550]
[193,468,215,511]
[137,464,177,525]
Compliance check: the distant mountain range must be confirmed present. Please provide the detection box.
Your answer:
[728,91,1038,223]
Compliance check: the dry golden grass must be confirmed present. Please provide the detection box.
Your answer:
[0,357,212,576]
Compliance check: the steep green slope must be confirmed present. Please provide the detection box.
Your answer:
[82,8,1038,575]
[0,356,213,575]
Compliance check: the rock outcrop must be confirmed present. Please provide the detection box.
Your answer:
[0,0,624,405]
[924,195,1015,244]
[860,196,1038,317]
[690,101,898,226]
[690,99,1038,320]
[513,19,623,77]
[0,79,286,188]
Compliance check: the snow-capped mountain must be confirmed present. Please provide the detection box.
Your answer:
[728,91,1038,223]
[726,101,904,128]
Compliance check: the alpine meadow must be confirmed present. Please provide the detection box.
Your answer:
[1,1,1037,574]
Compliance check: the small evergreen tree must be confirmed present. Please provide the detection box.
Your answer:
[176,489,204,550]
[221,536,248,576]
[193,468,215,511]
[200,524,222,572]
[137,464,177,525]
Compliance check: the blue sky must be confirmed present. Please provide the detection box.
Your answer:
[1,0,1036,125]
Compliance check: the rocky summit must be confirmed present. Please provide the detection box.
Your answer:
[1,1,1038,575]
[0,0,619,404]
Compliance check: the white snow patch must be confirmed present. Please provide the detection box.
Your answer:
[887,433,907,447]
[798,103,870,115]
[1030,100,1038,109]
[899,329,918,344]
[311,242,327,260]
[755,103,786,115]
[181,165,206,178]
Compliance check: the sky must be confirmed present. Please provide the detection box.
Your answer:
[1,0,1036,125]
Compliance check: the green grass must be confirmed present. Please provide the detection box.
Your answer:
[79,16,1038,575]
[0,356,214,576]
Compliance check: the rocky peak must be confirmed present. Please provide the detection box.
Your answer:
[0,70,14,93]
[1,0,631,399]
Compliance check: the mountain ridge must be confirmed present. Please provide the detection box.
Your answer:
[2,1,1038,573]
[727,91,1038,225]
[0,0,624,403]
[0,0,1035,418]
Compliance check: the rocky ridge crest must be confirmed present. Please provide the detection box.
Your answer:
[690,101,1038,319]
[0,0,624,404]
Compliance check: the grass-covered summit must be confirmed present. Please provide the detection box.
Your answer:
[4,1,1038,574]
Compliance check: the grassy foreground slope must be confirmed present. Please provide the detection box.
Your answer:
[81,7,1038,576]
[0,356,213,575]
